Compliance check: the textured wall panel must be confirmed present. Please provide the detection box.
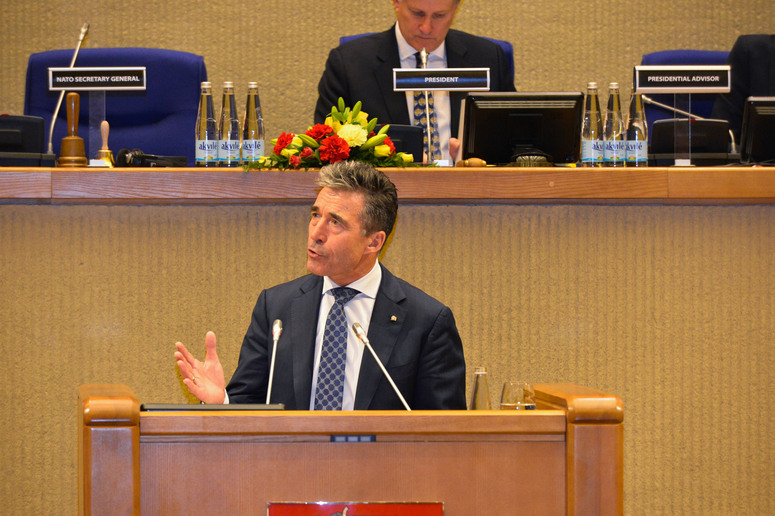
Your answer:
[1,202,774,514]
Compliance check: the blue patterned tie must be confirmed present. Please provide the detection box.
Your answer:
[413,52,442,162]
[314,287,359,410]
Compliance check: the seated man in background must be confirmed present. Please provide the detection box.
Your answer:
[175,161,467,410]
[711,34,775,141]
[315,0,516,163]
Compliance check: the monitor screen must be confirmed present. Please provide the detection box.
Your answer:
[740,96,775,164]
[458,92,583,165]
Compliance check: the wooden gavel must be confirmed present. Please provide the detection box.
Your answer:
[57,91,88,167]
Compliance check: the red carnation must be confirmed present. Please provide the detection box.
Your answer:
[319,135,350,163]
[306,124,333,141]
[273,132,295,155]
[289,154,301,168]
[300,147,314,158]
[383,136,396,154]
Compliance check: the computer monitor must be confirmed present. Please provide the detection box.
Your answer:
[458,92,583,165]
[0,115,45,153]
[740,96,775,164]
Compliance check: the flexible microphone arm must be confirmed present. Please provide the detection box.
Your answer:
[642,94,738,154]
[419,48,433,162]
[352,323,411,411]
[266,319,283,404]
[47,22,89,155]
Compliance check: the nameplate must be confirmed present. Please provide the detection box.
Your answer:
[394,67,490,91]
[48,67,147,91]
[634,65,730,94]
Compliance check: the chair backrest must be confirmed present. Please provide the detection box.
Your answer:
[24,47,207,165]
[339,34,515,79]
[639,49,729,141]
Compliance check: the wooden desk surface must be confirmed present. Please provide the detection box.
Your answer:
[2,166,775,204]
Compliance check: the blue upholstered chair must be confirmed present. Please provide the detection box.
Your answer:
[639,49,729,139]
[24,48,207,165]
[338,34,515,79]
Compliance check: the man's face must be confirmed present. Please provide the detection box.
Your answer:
[307,188,384,286]
[393,0,459,52]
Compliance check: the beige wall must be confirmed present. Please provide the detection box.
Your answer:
[1,201,774,515]
[1,1,775,515]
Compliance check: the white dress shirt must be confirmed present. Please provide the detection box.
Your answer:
[309,260,382,410]
[395,23,452,164]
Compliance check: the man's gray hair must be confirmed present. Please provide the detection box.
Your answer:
[317,161,398,236]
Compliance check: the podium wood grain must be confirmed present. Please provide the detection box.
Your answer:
[79,383,623,516]
[4,166,775,204]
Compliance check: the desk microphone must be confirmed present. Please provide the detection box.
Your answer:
[48,22,89,155]
[642,94,738,154]
[352,322,411,411]
[266,319,283,404]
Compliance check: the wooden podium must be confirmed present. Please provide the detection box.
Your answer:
[78,383,623,515]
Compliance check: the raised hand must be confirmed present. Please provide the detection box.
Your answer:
[174,331,226,404]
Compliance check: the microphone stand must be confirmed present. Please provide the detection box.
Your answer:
[47,22,89,155]
[352,323,411,411]
[266,319,282,404]
[642,94,737,154]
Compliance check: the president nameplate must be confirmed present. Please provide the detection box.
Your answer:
[634,65,730,94]
[48,67,147,91]
[394,67,490,92]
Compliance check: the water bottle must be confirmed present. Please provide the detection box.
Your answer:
[242,82,265,165]
[195,81,218,167]
[469,366,492,410]
[580,82,603,167]
[217,81,241,167]
[603,82,625,167]
[625,89,649,167]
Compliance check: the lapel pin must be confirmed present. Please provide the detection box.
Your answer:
[390,315,398,322]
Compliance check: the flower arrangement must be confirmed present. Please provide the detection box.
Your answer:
[245,98,416,170]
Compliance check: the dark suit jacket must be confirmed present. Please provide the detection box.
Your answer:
[315,27,516,137]
[711,34,775,139]
[226,264,467,410]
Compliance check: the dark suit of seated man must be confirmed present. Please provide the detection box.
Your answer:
[175,161,467,410]
[315,0,516,163]
[711,34,775,141]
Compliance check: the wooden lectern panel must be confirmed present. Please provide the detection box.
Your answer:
[79,384,623,516]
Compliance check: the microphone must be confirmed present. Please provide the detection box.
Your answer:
[266,319,282,404]
[352,322,411,411]
[642,94,737,154]
[48,22,90,155]
[418,48,433,163]
[115,148,187,167]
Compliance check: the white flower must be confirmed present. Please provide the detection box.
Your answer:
[337,124,368,147]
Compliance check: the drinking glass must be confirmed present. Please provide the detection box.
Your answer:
[500,381,536,410]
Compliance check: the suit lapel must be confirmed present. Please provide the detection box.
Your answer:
[445,31,471,136]
[354,265,407,409]
[374,29,412,125]
[290,274,323,409]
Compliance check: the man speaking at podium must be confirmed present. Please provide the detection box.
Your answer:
[175,161,466,410]
[314,0,516,163]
